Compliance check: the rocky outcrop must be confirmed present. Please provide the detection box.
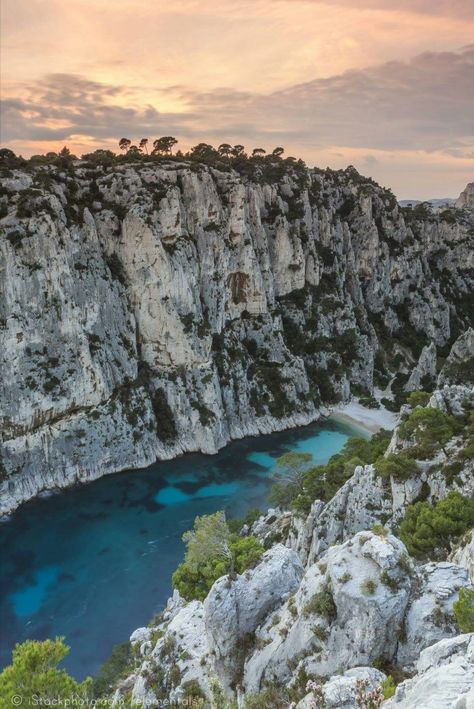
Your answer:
[396,562,468,668]
[386,634,474,709]
[404,342,437,392]
[293,383,474,561]
[438,328,474,387]
[203,544,304,689]
[298,667,387,709]
[456,181,474,209]
[118,529,472,705]
[449,530,474,583]
[243,532,413,692]
[1,160,473,514]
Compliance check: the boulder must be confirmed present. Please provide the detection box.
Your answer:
[397,562,471,668]
[385,634,474,709]
[244,531,412,692]
[204,544,304,689]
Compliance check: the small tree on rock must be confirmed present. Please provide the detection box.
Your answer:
[172,512,263,601]
[118,137,131,153]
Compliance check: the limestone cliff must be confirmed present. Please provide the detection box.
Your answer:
[114,531,473,707]
[456,181,474,210]
[111,380,474,707]
[1,158,473,513]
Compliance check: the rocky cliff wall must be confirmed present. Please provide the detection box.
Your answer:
[1,160,473,513]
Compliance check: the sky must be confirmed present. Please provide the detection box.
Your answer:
[1,0,473,199]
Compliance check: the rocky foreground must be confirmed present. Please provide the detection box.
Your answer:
[1,152,473,515]
[110,336,474,708]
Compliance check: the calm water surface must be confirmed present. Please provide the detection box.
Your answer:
[0,418,366,679]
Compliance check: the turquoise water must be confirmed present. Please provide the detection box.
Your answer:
[0,418,365,680]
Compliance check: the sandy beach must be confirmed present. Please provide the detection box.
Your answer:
[328,400,398,434]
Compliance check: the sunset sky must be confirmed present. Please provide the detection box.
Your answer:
[1,0,473,198]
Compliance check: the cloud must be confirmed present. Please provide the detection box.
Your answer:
[291,0,474,20]
[1,46,473,198]
[2,46,473,154]
[165,45,474,153]
[1,74,201,144]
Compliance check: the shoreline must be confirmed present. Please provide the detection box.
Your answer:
[0,404,394,519]
[327,400,398,435]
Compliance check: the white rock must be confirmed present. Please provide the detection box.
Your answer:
[385,634,474,709]
[397,562,471,668]
[450,530,474,583]
[244,532,412,692]
[204,544,304,688]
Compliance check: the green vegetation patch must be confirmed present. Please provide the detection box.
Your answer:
[172,511,264,601]
[453,587,474,633]
[0,638,92,705]
[398,491,474,559]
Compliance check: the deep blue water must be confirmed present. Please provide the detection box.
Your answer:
[0,418,366,680]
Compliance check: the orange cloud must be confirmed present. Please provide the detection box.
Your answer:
[1,1,473,198]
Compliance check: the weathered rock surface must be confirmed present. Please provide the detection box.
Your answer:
[449,529,474,583]
[297,667,387,709]
[204,544,304,689]
[1,160,473,514]
[385,634,474,709]
[438,328,474,387]
[396,562,469,668]
[456,181,474,209]
[120,528,472,705]
[404,342,437,392]
[243,531,413,692]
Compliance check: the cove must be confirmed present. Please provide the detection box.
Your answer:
[0,418,367,680]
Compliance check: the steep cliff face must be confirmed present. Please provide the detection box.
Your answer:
[111,369,474,706]
[1,159,473,513]
[456,181,474,209]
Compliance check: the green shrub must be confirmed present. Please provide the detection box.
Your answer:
[399,407,457,457]
[361,577,377,595]
[151,388,177,442]
[182,679,206,700]
[453,587,474,632]
[382,676,396,699]
[375,452,418,481]
[105,253,127,284]
[406,391,431,408]
[303,586,336,620]
[172,512,264,601]
[0,638,92,705]
[359,395,380,409]
[244,686,297,709]
[380,570,400,592]
[381,397,400,412]
[399,491,474,559]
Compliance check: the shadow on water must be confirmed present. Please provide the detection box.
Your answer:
[0,417,366,679]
